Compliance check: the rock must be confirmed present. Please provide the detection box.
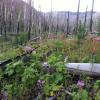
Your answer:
[24,46,35,53]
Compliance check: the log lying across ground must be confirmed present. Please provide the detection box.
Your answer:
[0,53,31,68]
[66,63,100,76]
[0,36,41,67]
[0,47,38,68]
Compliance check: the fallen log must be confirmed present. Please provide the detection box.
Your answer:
[30,36,41,43]
[0,47,38,68]
[0,36,41,67]
[42,62,100,76]
[66,63,100,76]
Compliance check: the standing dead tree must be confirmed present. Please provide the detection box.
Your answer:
[67,11,70,35]
[38,6,42,36]
[31,0,36,36]
[90,0,94,32]
[49,0,52,34]
[0,1,3,35]
[8,0,14,33]
[84,6,88,30]
[76,0,80,33]
[8,0,12,33]
[56,11,59,33]
[0,0,43,44]
[28,0,32,40]
[2,0,7,41]
[16,9,21,34]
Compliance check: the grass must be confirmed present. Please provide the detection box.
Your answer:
[0,34,100,99]
[39,35,100,63]
[0,34,100,63]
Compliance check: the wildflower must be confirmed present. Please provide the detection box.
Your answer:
[1,90,8,100]
[43,62,48,67]
[37,80,45,88]
[77,80,84,88]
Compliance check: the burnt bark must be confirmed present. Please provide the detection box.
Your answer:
[90,0,94,32]
[76,0,80,33]
[56,11,59,33]
[49,0,52,34]
[67,11,70,35]
[28,0,32,40]
[2,0,7,41]
[84,6,88,29]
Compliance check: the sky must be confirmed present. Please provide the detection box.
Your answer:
[23,0,100,12]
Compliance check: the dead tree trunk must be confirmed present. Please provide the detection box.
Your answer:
[28,0,32,40]
[49,0,52,34]
[38,6,42,36]
[8,0,13,33]
[76,0,80,33]
[16,11,21,34]
[90,0,94,32]
[8,9,12,32]
[2,0,7,41]
[0,3,3,35]
[67,11,70,35]
[56,11,59,33]
[84,6,88,29]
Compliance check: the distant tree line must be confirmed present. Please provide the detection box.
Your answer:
[0,0,99,42]
[0,0,48,41]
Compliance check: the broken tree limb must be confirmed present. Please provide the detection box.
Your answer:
[62,89,72,95]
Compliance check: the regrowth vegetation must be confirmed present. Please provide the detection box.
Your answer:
[0,0,100,99]
[0,36,100,99]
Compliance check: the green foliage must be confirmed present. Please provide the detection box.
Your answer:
[69,52,79,62]
[95,90,100,100]
[48,53,64,65]
[43,74,63,96]
[97,18,100,33]
[0,38,100,99]
[5,61,23,76]
[41,53,67,97]
[54,40,64,50]
[72,89,88,100]
[55,62,65,73]
[77,24,86,41]
[19,32,28,45]
[4,84,13,99]
[0,48,18,61]
[94,80,100,89]
[82,56,90,63]
[0,69,3,81]
[12,32,28,46]
[22,67,38,87]
[95,54,100,63]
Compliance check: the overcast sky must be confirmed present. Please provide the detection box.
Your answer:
[23,0,100,12]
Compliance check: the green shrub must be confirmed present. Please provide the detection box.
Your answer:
[77,24,86,41]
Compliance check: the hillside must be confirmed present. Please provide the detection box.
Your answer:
[0,0,47,37]
[44,11,100,32]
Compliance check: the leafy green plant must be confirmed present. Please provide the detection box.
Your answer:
[40,53,67,98]
[95,90,100,100]
[22,67,38,87]
[94,80,100,89]
[54,40,64,51]
[0,69,3,81]
[5,61,23,76]
[77,24,86,41]
[82,56,90,63]
[72,89,88,100]
[0,37,100,99]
